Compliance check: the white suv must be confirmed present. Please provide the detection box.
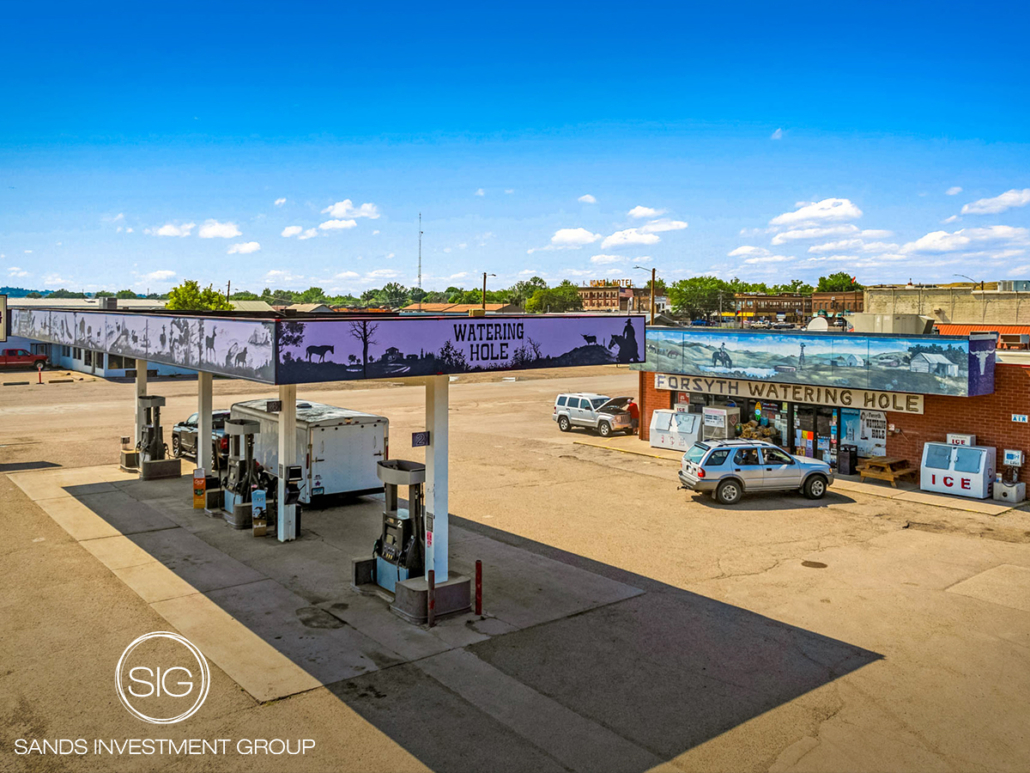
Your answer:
[553,393,633,437]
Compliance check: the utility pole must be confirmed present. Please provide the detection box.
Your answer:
[649,267,656,325]
[481,272,495,310]
[418,213,423,312]
[226,280,231,304]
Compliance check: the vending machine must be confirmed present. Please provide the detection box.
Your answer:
[920,442,996,499]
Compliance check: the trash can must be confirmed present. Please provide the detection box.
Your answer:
[838,444,858,476]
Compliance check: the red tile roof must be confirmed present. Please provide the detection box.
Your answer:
[936,324,1030,335]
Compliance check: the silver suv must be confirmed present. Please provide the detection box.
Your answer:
[553,393,633,437]
[678,439,833,505]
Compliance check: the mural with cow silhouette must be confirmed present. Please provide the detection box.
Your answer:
[12,309,276,382]
[276,315,645,384]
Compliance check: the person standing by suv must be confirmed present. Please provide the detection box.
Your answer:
[626,398,640,434]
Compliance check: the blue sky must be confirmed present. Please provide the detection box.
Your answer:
[2,1,1029,295]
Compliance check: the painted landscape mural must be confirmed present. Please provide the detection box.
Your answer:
[277,315,645,384]
[11,309,276,383]
[634,328,996,397]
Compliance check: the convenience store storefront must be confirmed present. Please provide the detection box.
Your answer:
[634,327,1030,482]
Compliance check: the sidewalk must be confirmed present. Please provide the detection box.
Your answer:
[573,433,1025,517]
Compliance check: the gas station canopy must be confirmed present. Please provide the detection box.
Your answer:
[10,309,646,383]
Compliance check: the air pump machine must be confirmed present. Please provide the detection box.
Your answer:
[137,395,181,480]
[222,418,261,528]
[373,460,426,592]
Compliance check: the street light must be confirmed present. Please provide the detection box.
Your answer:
[482,272,496,311]
[633,265,657,324]
[954,273,984,291]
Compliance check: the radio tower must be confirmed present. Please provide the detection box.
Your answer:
[418,212,423,312]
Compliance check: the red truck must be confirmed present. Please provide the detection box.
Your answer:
[0,348,48,369]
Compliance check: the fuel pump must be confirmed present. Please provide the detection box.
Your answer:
[137,395,167,462]
[222,418,260,528]
[373,460,426,593]
[136,395,180,480]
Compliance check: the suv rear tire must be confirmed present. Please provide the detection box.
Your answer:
[803,475,827,500]
[716,479,742,505]
[557,415,571,432]
[598,421,612,438]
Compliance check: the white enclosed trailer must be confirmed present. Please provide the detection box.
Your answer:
[230,399,388,503]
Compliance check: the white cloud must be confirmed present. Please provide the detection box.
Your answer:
[227,241,261,254]
[639,218,687,234]
[769,198,862,226]
[264,269,304,284]
[142,269,176,282]
[319,219,357,230]
[475,188,485,197]
[504,189,514,194]
[198,220,242,239]
[42,273,68,288]
[946,186,962,196]
[274,197,286,207]
[808,239,863,253]
[901,225,1030,253]
[1009,265,1030,276]
[551,227,602,247]
[771,224,860,245]
[578,194,597,204]
[24,249,32,254]
[334,271,360,279]
[628,205,665,219]
[943,215,960,224]
[450,272,469,279]
[590,254,624,264]
[148,222,195,237]
[116,226,135,233]
[859,229,893,238]
[601,229,661,249]
[961,188,1030,215]
[770,128,783,140]
[385,252,395,259]
[728,245,767,257]
[372,229,380,235]
[297,228,319,240]
[744,254,794,264]
[322,199,380,219]
[281,226,303,237]
[7,267,28,277]
[366,269,400,279]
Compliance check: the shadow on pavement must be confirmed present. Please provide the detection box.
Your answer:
[64,479,881,773]
[0,460,61,472]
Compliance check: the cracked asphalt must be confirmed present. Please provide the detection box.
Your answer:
[2,368,1030,772]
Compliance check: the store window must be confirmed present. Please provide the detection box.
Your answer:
[84,350,92,366]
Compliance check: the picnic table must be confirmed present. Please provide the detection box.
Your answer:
[856,456,919,488]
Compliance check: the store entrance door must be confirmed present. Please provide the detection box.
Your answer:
[793,405,840,469]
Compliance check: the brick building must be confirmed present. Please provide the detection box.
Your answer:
[734,293,813,322]
[811,291,864,315]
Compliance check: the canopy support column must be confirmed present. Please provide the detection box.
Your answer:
[134,359,148,446]
[424,375,449,581]
[277,384,298,542]
[197,371,213,472]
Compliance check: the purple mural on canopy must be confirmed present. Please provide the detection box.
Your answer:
[276,315,645,384]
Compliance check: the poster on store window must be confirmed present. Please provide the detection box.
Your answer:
[841,409,887,457]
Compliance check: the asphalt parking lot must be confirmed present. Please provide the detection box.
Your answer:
[2,368,1030,773]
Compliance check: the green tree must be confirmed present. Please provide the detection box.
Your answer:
[668,276,732,319]
[116,289,140,299]
[507,276,548,308]
[817,272,863,292]
[46,289,87,299]
[95,290,115,297]
[166,280,234,311]
[771,279,814,295]
[25,291,42,298]
[298,286,328,304]
[375,282,409,308]
[524,280,583,313]
[230,290,260,300]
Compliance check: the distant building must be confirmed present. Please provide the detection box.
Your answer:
[283,303,334,314]
[734,293,813,322]
[811,291,863,316]
[400,302,524,315]
[865,283,1030,324]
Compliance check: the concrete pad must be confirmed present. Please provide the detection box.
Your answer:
[128,528,266,592]
[417,648,662,773]
[198,579,403,689]
[74,490,178,534]
[318,595,455,662]
[832,476,916,499]
[34,496,122,541]
[894,490,1013,515]
[7,466,132,501]
[80,534,155,569]
[152,587,324,703]
[448,531,644,630]
[111,561,203,603]
[947,564,1030,613]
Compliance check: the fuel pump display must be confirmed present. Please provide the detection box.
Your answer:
[223,418,261,528]
[374,460,426,593]
[136,395,181,481]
